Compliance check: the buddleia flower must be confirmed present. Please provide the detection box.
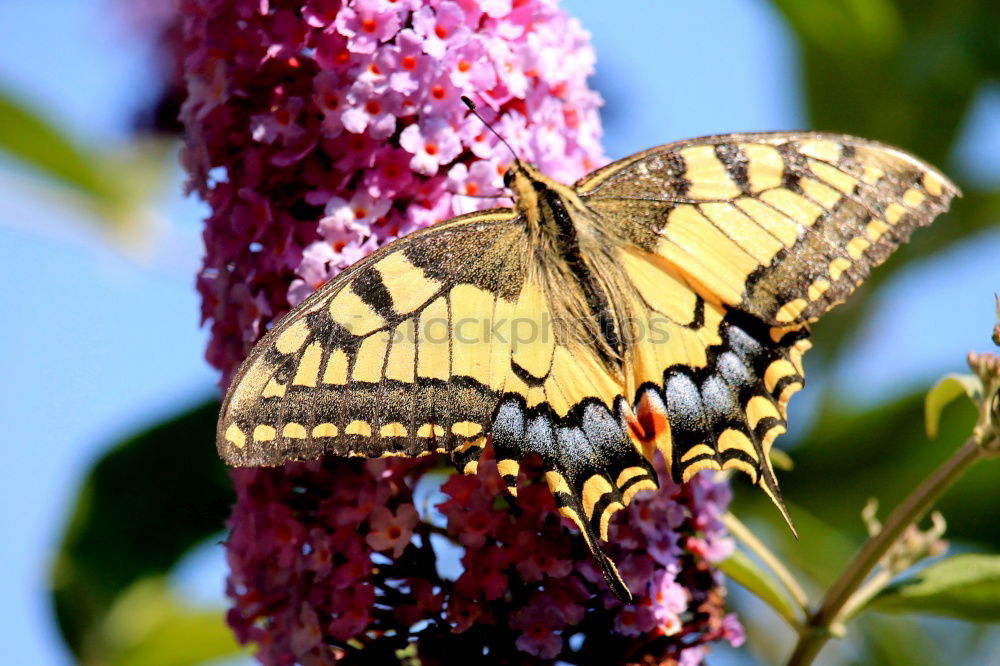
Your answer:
[163,0,746,662]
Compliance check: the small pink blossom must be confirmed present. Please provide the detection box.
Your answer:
[405,176,454,226]
[680,646,708,666]
[341,82,398,138]
[313,71,349,138]
[649,570,688,628]
[412,2,471,59]
[363,146,416,198]
[303,0,340,28]
[722,612,747,647]
[480,0,512,19]
[511,605,565,659]
[447,159,505,212]
[287,241,337,305]
[320,190,391,236]
[613,603,657,637]
[365,505,419,557]
[290,603,323,656]
[445,38,498,90]
[250,96,307,145]
[335,0,403,54]
[399,120,463,174]
[327,584,375,640]
[315,29,354,71]
[378,29,433,96]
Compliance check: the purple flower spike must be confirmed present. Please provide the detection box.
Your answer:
[167,0,745,662]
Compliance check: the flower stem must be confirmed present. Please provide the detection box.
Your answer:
[785,437,987,666]
[723,511,809,611]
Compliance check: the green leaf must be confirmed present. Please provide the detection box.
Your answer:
[769,447,795,472]
[0,86,172,236]
[99,578,247,666]
[50,398,233,660]
[773,0,902,58]
[0,89,115,200]
[719,548,802,628]
[869,554,1000,621]
[925,374,983,438]
[734,386,999,555]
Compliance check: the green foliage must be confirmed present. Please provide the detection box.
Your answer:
[0,90,115,200]
[737,388,993,553]
[870,554,1000,621]
[925,374,983,438]
[0,86,169,235]
[771,0,1000,362]
[92,579,247,666]
[50,399,234,662]
[719,549,802,627]
[774,0,1000,163]
[731,386,1000,663]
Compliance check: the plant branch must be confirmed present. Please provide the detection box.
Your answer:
[785,437,988,666]
[723,511,809,611]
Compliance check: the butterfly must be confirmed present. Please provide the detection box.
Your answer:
[217,127,956,601]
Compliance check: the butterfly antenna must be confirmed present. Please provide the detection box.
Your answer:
[461,96,519,164]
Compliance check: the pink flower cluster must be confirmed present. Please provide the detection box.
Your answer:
[227,451,743,664]
[182,0,603,383]
[168,0,744,662]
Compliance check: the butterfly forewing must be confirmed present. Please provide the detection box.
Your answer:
[579,132,958,326]
[218,209,525,468]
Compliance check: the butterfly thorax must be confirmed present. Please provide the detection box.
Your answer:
[508,161,638,376]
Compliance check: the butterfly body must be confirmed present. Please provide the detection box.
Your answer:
[218,131,957,600]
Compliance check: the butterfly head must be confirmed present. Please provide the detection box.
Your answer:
[461,95,560,206]
[502,160,569,210]
[502,160,538,203]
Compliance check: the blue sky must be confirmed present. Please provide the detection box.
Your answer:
[0,1,996,664]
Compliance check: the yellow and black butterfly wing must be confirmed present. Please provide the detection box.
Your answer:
[217,206,658,598]
[217,209,528,468]
[218,130,957,601]
[486,331,659,600]
[577,132,957,517]
[580,132,958,326]
[612,256,812,521]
